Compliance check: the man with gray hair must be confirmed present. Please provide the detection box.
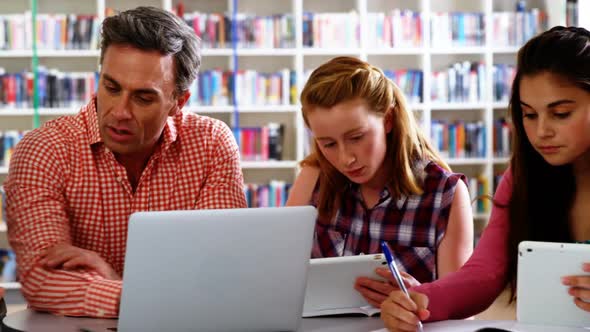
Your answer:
[4,6,246,318]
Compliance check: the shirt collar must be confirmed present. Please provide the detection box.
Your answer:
[349,181,406,209]
[87,97,102,146]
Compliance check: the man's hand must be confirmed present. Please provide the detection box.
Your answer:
[39,243,121,280]
[354,267,421,308]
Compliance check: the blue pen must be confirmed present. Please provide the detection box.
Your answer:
[381,241,424,331]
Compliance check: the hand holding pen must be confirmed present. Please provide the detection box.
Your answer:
[380,242,429,332]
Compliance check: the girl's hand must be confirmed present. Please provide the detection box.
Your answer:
[562,263,590,312]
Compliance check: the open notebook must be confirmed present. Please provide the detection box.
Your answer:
[302,254,387,317]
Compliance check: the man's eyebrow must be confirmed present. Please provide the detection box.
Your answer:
[102,74,159,95]
[102,74,120,86]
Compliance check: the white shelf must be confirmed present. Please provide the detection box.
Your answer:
[201,48,298,56]
[0,109,34,116]
[492,102,510,109]
[493,157,510,164]
[241,161,298,169]
[1,161,300,174]
[430,102,487,110]
[188,105,298,113]
[236,48,297,56]
[201,48,234,56]
[37,50,100,57]
[492,46,520,54]
[0,106,299,116]
[302,48,362,56]
[0,108,81,116]
[429,46,487,55]
[447,158,488,165]
[39,108,80,115]
[0,223,5,232]
[0,282,21,290]
[0,50,33,57]
[0,50,100,57]
[365,47,425,55]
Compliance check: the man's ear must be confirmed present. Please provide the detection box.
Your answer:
[169,91,191,116]
[384,106,394,134]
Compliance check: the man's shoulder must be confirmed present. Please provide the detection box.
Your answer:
[19,113,85,150]
[178,111,233,141]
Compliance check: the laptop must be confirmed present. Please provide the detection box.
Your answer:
[117,206,317,332]
[517,241,590,328]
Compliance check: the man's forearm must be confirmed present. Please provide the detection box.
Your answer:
[22,266,122,317]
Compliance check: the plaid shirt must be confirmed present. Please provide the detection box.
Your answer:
[311,161,466,283]
[4,99,247,317]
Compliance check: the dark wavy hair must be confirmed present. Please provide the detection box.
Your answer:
[507,26,590,300]
[100,6,201,95]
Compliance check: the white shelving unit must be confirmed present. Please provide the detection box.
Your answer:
[1,0,587,218]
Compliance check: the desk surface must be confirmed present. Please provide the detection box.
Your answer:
[2,309,589,332]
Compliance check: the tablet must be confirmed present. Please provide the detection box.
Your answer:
[302,254,387,317]
[517,241,590,328]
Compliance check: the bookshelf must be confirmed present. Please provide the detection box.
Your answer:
[0,0,588,230]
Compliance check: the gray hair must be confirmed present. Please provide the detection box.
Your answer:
[100,6,201,95]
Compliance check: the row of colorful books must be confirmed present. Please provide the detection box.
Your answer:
[491,10,547,47]
[431,61,486,103]
[384,69,423,103]
[0,63,529,110]
[189,69,296,107]
[468,175,490,214]
[302,12,360,48]
[1,125,286,167]
[431,120,486,159]
[430,12,485,47]
[180,12,295,49]
[0,68,97,109]
[366,10,422,48]
[0,131,26,168]
[233,123,284,162]
[302,69,423,104]
[494,118,512,158]
[244,181,291,208]
[0,9,550,51]
[0,13,98,50]
[493,64,516,103]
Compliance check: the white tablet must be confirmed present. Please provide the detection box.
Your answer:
[517,241,590,328]
[302,254,387,317]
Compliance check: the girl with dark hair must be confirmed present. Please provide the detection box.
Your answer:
[380,26,590,331]
[286,56,474,307]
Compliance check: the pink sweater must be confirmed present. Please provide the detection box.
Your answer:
[412,169,513,321]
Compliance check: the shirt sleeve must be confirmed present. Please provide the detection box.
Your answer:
[412,168,513,321]
[194,122,247,209]
[5,130,121,318]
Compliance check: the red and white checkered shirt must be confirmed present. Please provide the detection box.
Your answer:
[4,98,247,318]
